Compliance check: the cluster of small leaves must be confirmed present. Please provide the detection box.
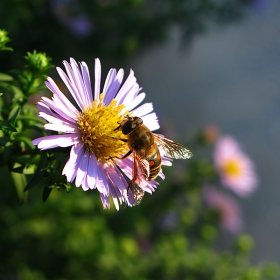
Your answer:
[0,169,278,280]
[0,30,71,203]
[0,0,249,66]
[0,29,12,51]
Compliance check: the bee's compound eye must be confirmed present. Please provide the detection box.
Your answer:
[121,120,134,135]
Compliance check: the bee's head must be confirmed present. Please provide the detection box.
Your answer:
[120,115,143,135]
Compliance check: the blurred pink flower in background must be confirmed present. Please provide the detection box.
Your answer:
[51,0,93,38]
[202,125,220,144]
[204,187,243,233]
[214,136,258,197]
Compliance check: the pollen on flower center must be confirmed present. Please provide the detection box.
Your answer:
[222,159,241,177]
[77,93,128,163]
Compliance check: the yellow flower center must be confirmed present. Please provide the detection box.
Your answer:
[77,93,129,163]
[222,158,241,177]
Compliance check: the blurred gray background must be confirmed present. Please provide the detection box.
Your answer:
[127,0,280,264]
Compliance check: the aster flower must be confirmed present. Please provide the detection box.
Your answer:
[213,136,258,197]
[32,58,171,209]
[203,187,243,233]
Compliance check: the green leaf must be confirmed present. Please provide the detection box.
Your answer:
[0,47,13,51]
[27,124,45,134]
[42,185,53,202]
[12,163,37,175]
[8,105,21,125]
[1,142,11,165]
[0,72,13,81]
[0,136,9,146]
[14,136,34,149]
[0,120,17,132]
[11,172,28,205]
[18,116,45,123]
[24,152,49,191]
[10,85,24,101]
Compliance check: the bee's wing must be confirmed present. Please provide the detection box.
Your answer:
[154,134,192,159]
[130,182,145,205]
[129,152,148,205]
[135,153,150,180]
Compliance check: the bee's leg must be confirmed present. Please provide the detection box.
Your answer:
[121,150,132,159]
[106,150,132,161]
[114,124,121,131]
[109,136,127,142]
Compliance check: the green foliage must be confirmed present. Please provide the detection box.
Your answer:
[0,174,278,280]
[0,0,248,67]
[0,33,54,205]
[0,29,13,51]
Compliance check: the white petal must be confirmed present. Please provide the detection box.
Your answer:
[76,150,90,190]
[32,134,80,150]
[39,111,77,129]
[45,77,79,119]
[36,102,56,118]
[40,94,77,124]
[86,153,98,189]
[44,123,78,133]
[108,181,120,211]
[70,58,91,108]
[142,113,160,131]
[132,103,153,117]
[115,69,137,104]
[100,193,110,209]
[127,92,146,111]
[57,66,84,111]
[103,68,124,105]
[96,164,109,196]
[94,58,101,101]
[81,61,93,104]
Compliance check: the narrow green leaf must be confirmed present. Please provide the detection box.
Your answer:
[1,143,11,165]
[0,120,17,132]
[8,105,21,125]
[10,85,24,103]
[24,152,48,191]
[12,163,37,175]
[27,124,45,134]
[0,137,9,146]
[11,172,28,205]
[18,116,46,123]
[42,185,53,202]
[0,72,13,81]
[0,47,13,51]
[14,136,34,149]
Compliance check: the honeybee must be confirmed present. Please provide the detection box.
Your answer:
[116,115,192,204]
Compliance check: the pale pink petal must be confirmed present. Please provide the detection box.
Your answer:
[32,134,80,150]
[75,150,90,190]
[132,103,153,117]
[94,58,101,101]
[45,77,79,118]
[115,69,137,103]
[62,143,84,182]
[127,92,146,111]
[86,153,98,189]
[100,193,110,209]
[141,113,160,131]
[80,61,93,104]
[103,68,124,105]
